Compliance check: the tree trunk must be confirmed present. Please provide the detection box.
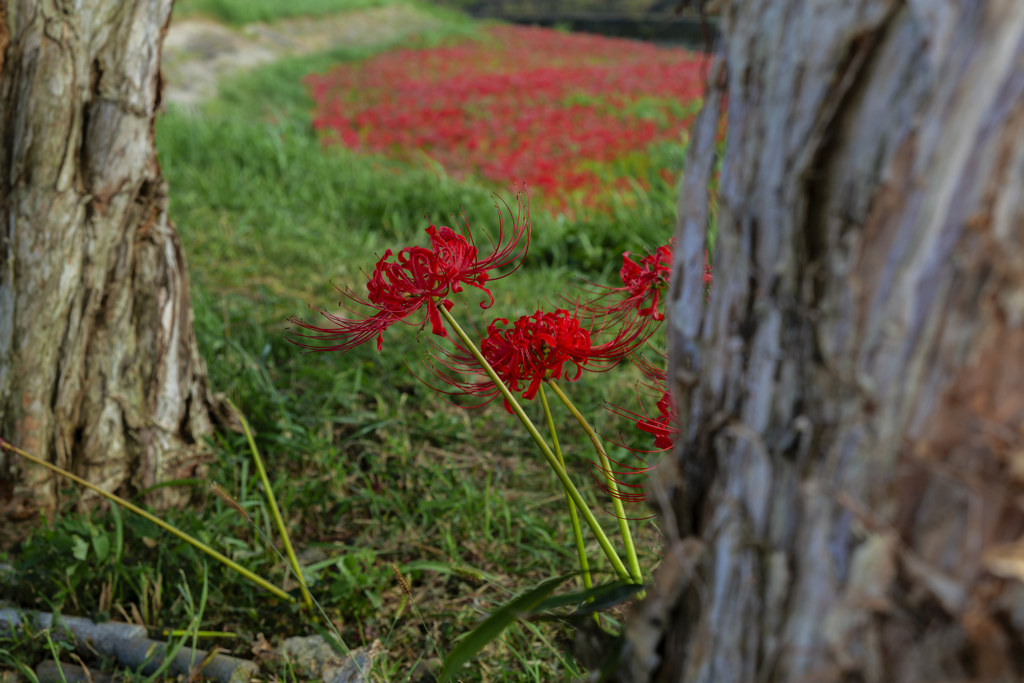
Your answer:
[626,1,1024,680]
[0,0,214,518]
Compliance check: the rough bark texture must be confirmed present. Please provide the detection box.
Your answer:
[626,1,1024,681]
[0,0,215,518]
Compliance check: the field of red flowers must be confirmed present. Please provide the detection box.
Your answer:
[306,25,707,211]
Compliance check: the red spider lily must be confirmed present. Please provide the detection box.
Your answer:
[306,25,706,211]
[482,309,590,400]
[579,244,712,322]
[585,243,673,321]
[287,196,530,353]
[620,245,673,319]
[425,305,654,410]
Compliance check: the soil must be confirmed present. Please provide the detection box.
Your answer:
[161,4,445,108]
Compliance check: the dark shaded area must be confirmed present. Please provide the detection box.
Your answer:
[489,14,717,49]
[429,0,719,49]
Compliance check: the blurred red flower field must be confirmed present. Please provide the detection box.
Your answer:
[305,25,707,211]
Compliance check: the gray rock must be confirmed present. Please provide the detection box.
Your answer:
[0,609,257,683]
[277,635,383,683]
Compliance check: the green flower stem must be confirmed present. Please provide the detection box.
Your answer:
[438,306,631,582]
[537,384,592,592]
[228,398,314,611]
[546,380,644,586]
[1,440,293,602]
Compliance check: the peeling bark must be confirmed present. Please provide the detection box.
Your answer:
[627,1,1024,680]
[0,0,214,517]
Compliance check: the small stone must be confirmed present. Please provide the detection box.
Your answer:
[276,635,383,683]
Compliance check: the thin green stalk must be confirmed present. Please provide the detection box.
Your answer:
[537,384,592,592]
[210,480,369,682]
[44,631,67,683]
[227,398,313,611]
[0,440,293,602]
[438,307,631,582]
[546,380,644,586]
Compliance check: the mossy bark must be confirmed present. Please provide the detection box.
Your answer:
[0,0,214,518]
[629,1,1024,680]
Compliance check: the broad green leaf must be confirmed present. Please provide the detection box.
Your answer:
[438,574,572,682]
[528,581,638,618]
[528,580,643,616]
[92,533,110,563]
[304,555,346,573]
[71,535,89,562]
[64,518,90,537]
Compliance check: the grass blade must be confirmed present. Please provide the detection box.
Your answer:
[226,398,314,611]
[0,438,292,602]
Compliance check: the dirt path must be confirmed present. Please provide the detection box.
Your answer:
[161,4,444,108]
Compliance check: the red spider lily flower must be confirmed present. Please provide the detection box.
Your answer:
[582,244,713,320]
[636,392,678,450]
[483,309,592,401]
[287,195,530,353]
[577,242,672,322]
[620,244,673,319]
[425,304,655,410]
[606,388,678,452]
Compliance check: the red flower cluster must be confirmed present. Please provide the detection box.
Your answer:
[305,25,706,209]
[291,192,711,464]
[592,241,716,454]
[620,246,674,318]
[287,197,529,353]
[428,305,654,411]
[482,310,593,401]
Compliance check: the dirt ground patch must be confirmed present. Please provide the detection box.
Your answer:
[162,4,444,107]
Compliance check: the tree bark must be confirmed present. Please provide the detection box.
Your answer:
[0,0,214,518]
[627,1,1024,680]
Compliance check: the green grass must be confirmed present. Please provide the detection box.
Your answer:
[1,19,684,682]
[174,0,399,24]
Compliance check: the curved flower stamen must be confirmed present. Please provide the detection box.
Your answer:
[588,451,656,504]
